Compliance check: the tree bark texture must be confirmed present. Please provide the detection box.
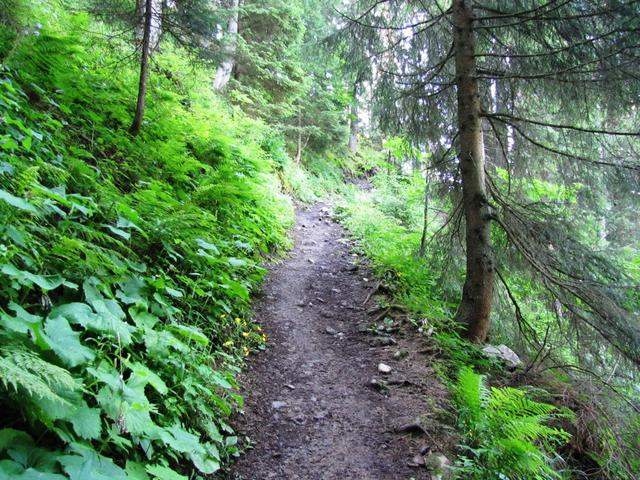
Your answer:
[418,170,430,257]
[452,0,495,343]
[348,81,359,154]
[129,0,153,136]
[213,0,240,91]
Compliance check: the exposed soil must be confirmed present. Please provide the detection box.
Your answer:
[223,203,455,480]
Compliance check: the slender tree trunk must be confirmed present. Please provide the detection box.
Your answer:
[213,0,240,91]
[294,109,303,164]
[418,169,430,257]
[452,0,495,343]
[129,0,153,136]
[348,81,359,154]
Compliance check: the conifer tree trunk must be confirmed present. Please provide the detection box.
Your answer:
[452,0,495,343]
[213,0,240,91]
[348,81,359,154]
[129,0,153,136]
[418,170,429,257]
[294,108,303,163]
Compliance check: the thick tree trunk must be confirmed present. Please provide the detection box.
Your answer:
[213,0,240,91]
[452,0,495,343]
[129,0,153,136]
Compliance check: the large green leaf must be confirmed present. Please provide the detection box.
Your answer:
[169,324,209,346]
[11,469,67,480]
[43,316,95,368]
[125,462,150,480]
[59,443,126,480]
[0,460,67,480]
[124,361,168,395]
[69,406,102,440]
[48,303,96,327]
[0,460,23,480]
[89,299,136,345]
[0,429,33,452]
[1,264,65,291]
[0,189,39,214]
[1,303,42,335]
[145,465,187,480]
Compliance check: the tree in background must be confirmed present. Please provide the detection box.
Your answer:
[90,0,220,135]
[213,0,240,91]
[213,0,351,161]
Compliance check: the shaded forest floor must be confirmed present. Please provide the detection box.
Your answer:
[223,203,456,480]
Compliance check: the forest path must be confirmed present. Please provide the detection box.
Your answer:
[224,203,449,480]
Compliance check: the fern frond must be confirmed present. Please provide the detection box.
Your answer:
[0,339,80,404]
[454,367,489,432]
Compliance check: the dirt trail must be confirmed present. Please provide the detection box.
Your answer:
[224,203,451,480]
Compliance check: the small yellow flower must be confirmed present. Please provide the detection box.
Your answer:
[261,334,267,342]
[234,317,242,325]
[220,313,226,318]
[256,325,262,331]
[243,346,250,357]
[223,339,233,348]
[241,331,250,337]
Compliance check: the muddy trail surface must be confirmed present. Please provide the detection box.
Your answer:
[224,203,452,480]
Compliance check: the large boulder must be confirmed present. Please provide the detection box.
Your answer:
[482,344,522,368]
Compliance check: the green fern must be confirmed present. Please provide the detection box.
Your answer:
[0,338,80,403]
[452,367,571,479]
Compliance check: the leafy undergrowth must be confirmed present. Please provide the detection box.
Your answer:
[336,178,575,479]
[0,13,293,480]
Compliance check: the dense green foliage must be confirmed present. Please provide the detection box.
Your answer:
[0,8,294,478]
[452,368,571,479]
[1,0,638,479]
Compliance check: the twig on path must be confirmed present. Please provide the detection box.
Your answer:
[362,281,382,306]
[370,307,391,324]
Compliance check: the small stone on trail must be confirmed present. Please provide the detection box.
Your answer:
[271,400,287,410]
[393,350,409,360]
[362,277,369,282]
[313,411,328,421]
[374,336,397,346]
[325,326,337,335]
[307,258,315,264]
[378,363,392,374]
[331,288,341,293]
[425,453,451,479]
[284,384,295,390]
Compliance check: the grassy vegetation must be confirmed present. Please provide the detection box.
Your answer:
[0,9,296,479]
